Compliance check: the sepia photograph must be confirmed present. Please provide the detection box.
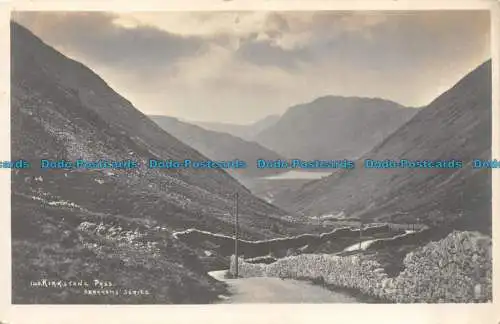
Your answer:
[6,6,495,309]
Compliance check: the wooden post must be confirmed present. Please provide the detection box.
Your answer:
[234,192,239,278]
[359,223,363,250]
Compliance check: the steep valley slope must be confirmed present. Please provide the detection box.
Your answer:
[276,60,492,235]
[149,115,286,179]
[10,22,307,303]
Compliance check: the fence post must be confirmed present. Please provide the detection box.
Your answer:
[234,192,239,278]
[359,223,363,250]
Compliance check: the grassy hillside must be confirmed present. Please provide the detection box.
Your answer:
[10,21,307,303]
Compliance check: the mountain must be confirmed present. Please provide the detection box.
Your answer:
[275,60,492,234]
[254,96,418,160]
[149,115,286,178]
[250,114,281,135]
[193,114,280,141]
[10,22,302,303]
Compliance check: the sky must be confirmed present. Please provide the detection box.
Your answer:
[12,10,491,124]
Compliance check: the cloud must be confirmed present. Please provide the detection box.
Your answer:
[10,10,491,124]
[235,36,311,70]
[12,12,208,75]
[235,10,490,72]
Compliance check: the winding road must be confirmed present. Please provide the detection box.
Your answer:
[208,270,362,303]
[203,228,423,303]
[343,230,418,252]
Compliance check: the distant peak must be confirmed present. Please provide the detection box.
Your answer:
[310,95,401,105]
[149,114,179,121]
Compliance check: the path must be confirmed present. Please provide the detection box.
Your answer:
[208,270,362,303]
[343,239,378,252]
[343,230,418,252]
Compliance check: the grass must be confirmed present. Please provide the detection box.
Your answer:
[11,193,228,304]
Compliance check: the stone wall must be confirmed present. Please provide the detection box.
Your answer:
[230,231,492,303]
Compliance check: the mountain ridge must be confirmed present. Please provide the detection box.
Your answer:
[192,114,281,141]
[149,115,287,178]
[275,60,492,234]
[254,95,418,161]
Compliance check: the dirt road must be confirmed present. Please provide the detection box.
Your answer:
[208,270,362,303]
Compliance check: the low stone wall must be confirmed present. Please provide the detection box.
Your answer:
[175,224,396,258]
[230,231,492,303]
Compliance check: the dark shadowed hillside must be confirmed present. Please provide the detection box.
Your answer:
[149,115,286,178]
[254,96,418,160]
[276,60,492,234]
[193,114,280,141]
[10,22,305,303]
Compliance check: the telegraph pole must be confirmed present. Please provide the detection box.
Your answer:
[359,222,363,250]
[234,192,239,278]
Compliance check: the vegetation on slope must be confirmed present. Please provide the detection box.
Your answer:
[12,193,227,304]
